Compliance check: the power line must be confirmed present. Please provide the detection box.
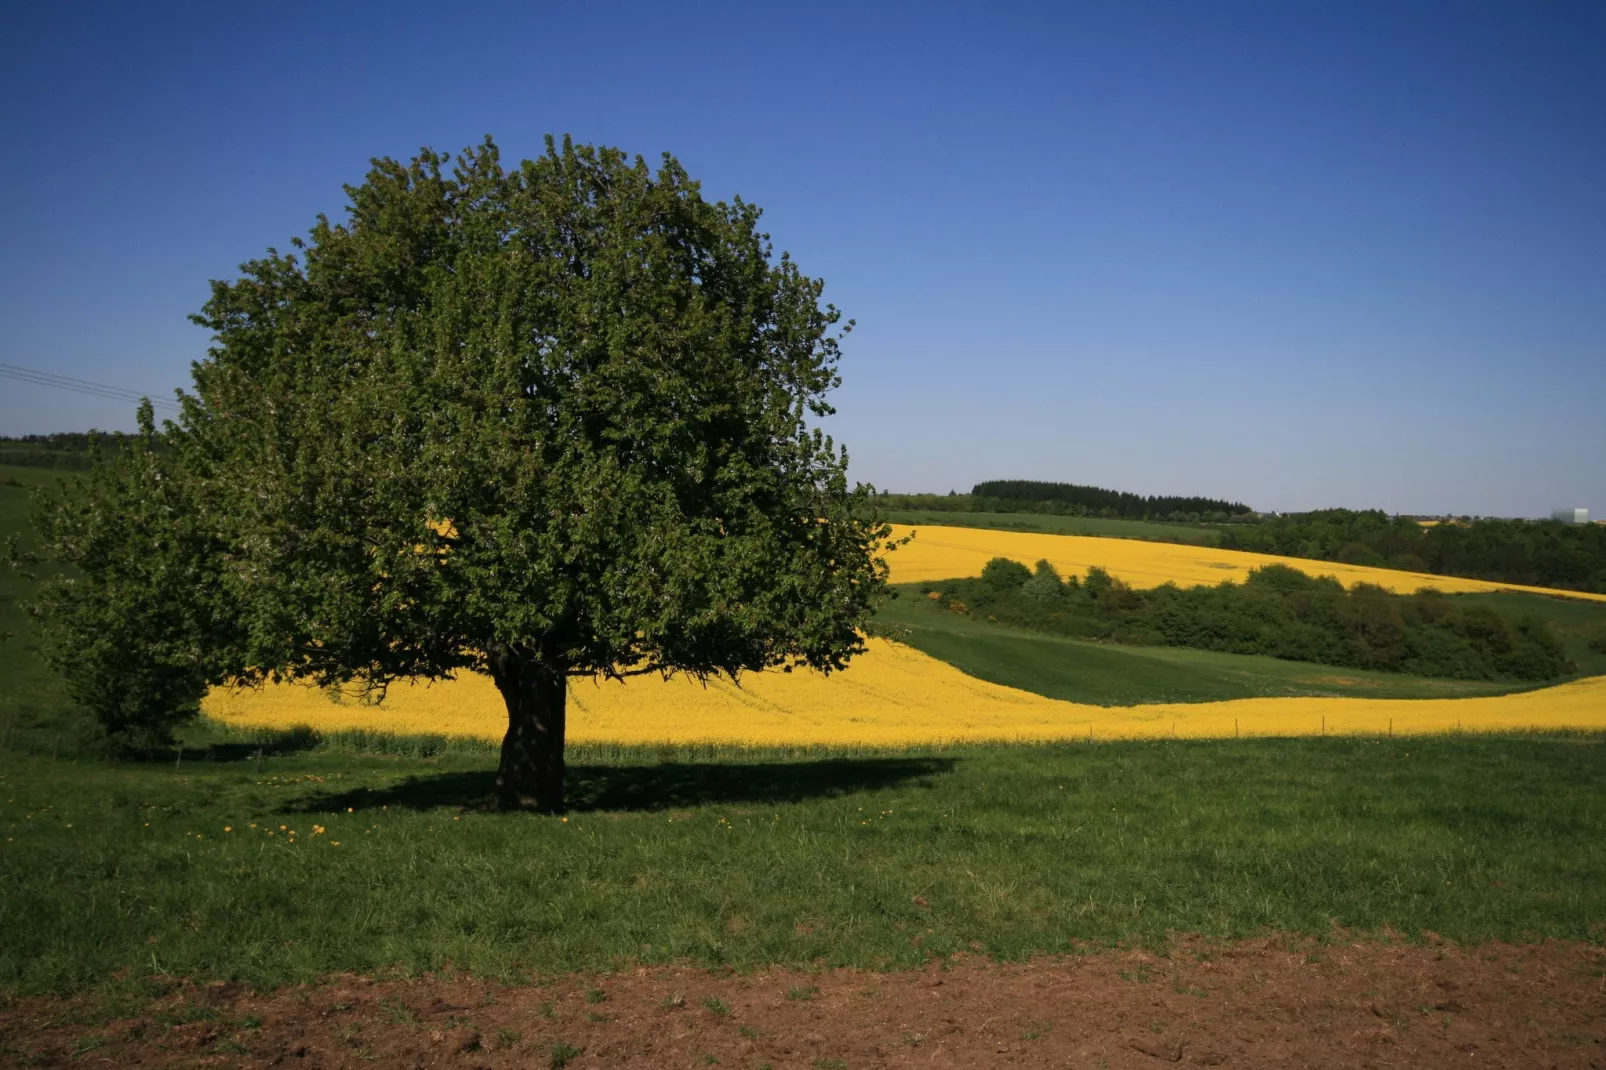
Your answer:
[0,362,182,412]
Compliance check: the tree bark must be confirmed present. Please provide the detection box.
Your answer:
[489,644,567,813]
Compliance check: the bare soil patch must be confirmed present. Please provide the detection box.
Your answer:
[3,939,1603,1068]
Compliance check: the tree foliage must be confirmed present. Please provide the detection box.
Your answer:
[181,136,890,809]
[10,405,238,753]
[0,432,141,471]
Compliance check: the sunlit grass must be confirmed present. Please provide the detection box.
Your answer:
[2,733,1602,996]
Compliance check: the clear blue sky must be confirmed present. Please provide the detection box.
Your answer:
[2,1,1602,517]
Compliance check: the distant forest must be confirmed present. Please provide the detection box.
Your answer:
[0,433,133,470]
[1220,510,1606,596]
[877,480,1251,522]
[973,480,1253,518]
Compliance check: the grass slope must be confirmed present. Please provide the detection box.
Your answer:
[2,733,1603,996]
[874,587,1554,705]
[1455,591,1606,677]
[882,509,1220,545]
[0,466,69,751]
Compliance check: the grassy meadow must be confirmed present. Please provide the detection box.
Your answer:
[3,734,1605,996]
[874,586,1552,705]
[0,465,68,755]
[3,462,1606,1003]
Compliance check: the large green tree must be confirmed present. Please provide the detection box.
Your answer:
[185,136,891,810]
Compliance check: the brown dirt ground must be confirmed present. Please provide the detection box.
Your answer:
[2,939,1603,1069]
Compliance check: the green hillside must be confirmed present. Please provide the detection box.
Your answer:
[873,583,1590,706]
[0,466,71,750]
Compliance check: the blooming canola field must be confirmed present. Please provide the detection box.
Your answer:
[883,524,1606,599]
[205,524,1606,743]
[204,636,1606,744]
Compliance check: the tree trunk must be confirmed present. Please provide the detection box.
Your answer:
[489,645,567,813]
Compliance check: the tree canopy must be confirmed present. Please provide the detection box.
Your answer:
[28,136,893,808]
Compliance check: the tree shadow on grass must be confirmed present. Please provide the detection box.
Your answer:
[142,726,325,765]
[282,756,957,814]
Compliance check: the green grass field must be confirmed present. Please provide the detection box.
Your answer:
[882,509,1222,545]
[0,466,69,754]
[873,584,1602,705]
[3,733,1604,996]
[1456,591,1606,677]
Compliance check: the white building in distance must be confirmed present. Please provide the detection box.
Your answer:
[1551,508,1589,524]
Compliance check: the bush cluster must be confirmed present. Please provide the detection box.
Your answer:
[931,559,1574,682]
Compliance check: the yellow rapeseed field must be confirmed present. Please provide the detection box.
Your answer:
[205,638,1606,744]
[204,526,1606,743]
[884,523,1606,601]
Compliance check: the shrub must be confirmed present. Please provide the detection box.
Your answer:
[1021,559,1063,602]
[980,557,1032,591]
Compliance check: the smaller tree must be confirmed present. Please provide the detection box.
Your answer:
[12,403,237,754]
[981,557,1032,591]
[1021,559,1063,601]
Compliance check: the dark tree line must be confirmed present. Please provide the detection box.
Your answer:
[971,480,1251,519]
[872,483,1249,522]
[925,558,1574,682]
[1219,510,1606,595]
[0,433,136,470]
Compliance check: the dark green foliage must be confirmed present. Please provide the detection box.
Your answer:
[980,557,1031,591]
[876,489,1244,523]
[1220,509,1606,595]
[1020,559,1062,602]
[1588,628,1606,656]
[3,733,1604,995]
[0,433,136,471]
[8,410,239,754]
[183,136,889,809]
[930,558,1573,682]
[970,479,1251,519]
